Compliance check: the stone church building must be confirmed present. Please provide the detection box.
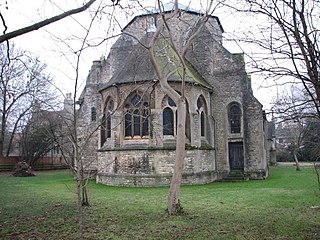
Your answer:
[77,6,271,186]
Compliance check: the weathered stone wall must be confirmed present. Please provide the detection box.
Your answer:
[97,171,219,187]
[77,60,103,171]
[184,16,268,177]
[97,81,218,185]
[97,148,216,186]
[78,10,269,185]
[241,74,268,177]
[123,12,222,50]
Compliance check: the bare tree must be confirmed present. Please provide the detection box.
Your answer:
[272,86,309,170]
[20,101,62,167]
[303,119,320,161]
[0,0,136,237]
[46,2,122,237]
[276,120,304,170]
[303,118,320,189]
[1,0,132,236]
[224,0,320,118]
[315,158,320,191]
[21,124,56,167]
[146,0,218,215]
[0,42,55,157]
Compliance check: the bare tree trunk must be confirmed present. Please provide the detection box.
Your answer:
[315,166,320,190]
[293,149,301,171]
[0,99,6,157]
[6,107,31,157]
[167,97,186,215]
[82,178,89,206]
[76,168,84,240]
[0,120,5,157]
[314,158,320,191]
[147,0,214,215]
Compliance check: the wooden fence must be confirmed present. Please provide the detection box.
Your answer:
[0,156,68,171]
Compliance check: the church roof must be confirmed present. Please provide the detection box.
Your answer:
[99,35,212,91]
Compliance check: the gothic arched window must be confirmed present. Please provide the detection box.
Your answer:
[124,93,149,138]
[162,96,177,136]
[101,97,114,146]
[163,107,174,135]
[91,107,97,121]
[197,95,207,137]
[229,103,241,134]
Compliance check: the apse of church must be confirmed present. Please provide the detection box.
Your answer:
[77,7,270,186]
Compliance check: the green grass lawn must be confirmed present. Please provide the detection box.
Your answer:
[0,166,319,240]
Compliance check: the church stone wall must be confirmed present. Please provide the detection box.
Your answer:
[97,148,216,187]
[123,12,222,50]
[77,60,103,172]
[78,10,269,186]
[242,98,268,179]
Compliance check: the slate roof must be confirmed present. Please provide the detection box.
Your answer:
[98,3,224,92]
[102,41,156,89]
[99,35,212,92]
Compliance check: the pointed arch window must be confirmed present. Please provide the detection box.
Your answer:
[229,103,241,134]
[124,93,149,138]
[163,107,174,135]
[162,96,177,136]
[101,98,114,146]
[200,112,205,136]
[197,95,207,137]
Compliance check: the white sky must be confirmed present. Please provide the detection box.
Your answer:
[1,0,276,112]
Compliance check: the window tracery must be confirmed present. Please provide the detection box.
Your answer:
[197,95,207,137]
[124,93,149,138]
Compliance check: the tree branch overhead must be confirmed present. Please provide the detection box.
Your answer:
[0,0,97,43]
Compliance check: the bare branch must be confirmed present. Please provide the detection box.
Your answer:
[0,0,97,43]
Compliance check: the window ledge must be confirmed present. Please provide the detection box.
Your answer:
[123,138,149,146]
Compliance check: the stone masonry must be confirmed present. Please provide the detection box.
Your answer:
[77,6,271,186]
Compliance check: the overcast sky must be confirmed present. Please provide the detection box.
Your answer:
[1,0,276,112]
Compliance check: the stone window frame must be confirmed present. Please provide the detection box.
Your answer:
[228,102,242,134]
[101,96,114,147]
[196,95,208,139]
[162,95,177,137]
[123,92,149,139]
